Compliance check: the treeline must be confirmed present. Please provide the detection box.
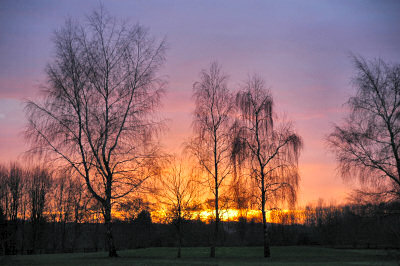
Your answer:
[0,163,99,255]
[302,202,400,248]
[1,162,399,254]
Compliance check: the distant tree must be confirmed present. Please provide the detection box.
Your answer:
[327,56,400,202]
[19,171,29,254]
[115,196,150,222]
[49,173,65,250]
[6,163,24,254]
[0,208,5,255]
[68,175,90,250]
[0,165,9,222]
[232,75,302,257]
[155,155,199,258]
[50,171,81,251]
[27,166,52,252]
[25,7,166,257]
[187,62,235,257]
[0,163,25,254]
[7,163,24,224]
[0,165,8,255]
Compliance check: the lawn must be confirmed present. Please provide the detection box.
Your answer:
[0,246,398,266]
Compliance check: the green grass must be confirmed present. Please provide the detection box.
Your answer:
[0,246,398,266]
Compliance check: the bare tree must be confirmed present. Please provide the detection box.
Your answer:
[155,155,199,258]
[328,56,400,202]
[115,196,150,222]
[232,75,302,257]
[7,163,24,224]
[68,175,90,250]
[0,164,8,255]
[230,153,253,219]
[187,62,235,257]
[0,165,9,223]
[27,166,52,252]
[7,163,24,254]
[0,163,25,254]
[24,7,166,257]
[49,171,78,251]
[19,170,29,254]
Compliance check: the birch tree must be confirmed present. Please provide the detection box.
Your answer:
[232,75,302,257]
[187,62,235,257]
[328,56,400,201]
[25,7,166,257]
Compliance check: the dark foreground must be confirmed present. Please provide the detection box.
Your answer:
[1,246,398,266]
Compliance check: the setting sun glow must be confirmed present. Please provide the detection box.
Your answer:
[149,208,306,224]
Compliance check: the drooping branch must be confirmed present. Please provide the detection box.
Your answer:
[328,56,400,202]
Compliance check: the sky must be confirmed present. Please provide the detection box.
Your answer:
[1,0,400,207]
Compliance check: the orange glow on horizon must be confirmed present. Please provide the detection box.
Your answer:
[149,208,307,224]
[45,207,308,225]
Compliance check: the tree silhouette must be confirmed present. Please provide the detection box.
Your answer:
[187,62,235,257]
[24,7,166,257]
[0,163,25,254]
[155,155,199,258]
[27,166,52,252]
[328,56,400,202]
[232,75,302,257]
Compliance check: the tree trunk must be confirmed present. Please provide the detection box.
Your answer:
[261,189,270,258]
[210,185,219,258]
[104,204,118,257]
[177,240,182,258]
[31,222,37,253]
[177,226,182,258]
[61,221,66,252]
[21,219,25,254]
[210,233,216,257]
[52,218,57,251]
[177,213,182,258]
[211,143,219,258]
[262,214,270,257]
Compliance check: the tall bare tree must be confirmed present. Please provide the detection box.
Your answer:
[232,75,302,257]
[25,7,166,257]
[328,56,400,202]
[187,62,235,257]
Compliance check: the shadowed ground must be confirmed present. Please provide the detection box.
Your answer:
[0,246,398,265]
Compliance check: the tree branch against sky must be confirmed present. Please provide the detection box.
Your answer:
[24,7,166,257]
[233,75,302,257]
[155,155,199,258]
[187,62,235,258]
[328,56,400,202]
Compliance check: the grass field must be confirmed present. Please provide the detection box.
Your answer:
[1,246,398,266]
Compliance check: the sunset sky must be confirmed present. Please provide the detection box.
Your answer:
[1,0,400,207]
